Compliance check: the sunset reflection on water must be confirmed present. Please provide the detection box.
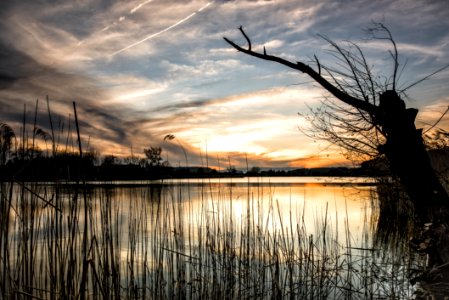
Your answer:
[151,177,376,249]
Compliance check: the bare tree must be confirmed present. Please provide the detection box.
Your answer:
[224,24,449,219]
[144,146,164,167]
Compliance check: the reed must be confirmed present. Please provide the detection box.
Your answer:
[0,177,424,299]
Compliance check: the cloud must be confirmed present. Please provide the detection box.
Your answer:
[0,41,150,155]
[111,2,213,56]
[1,0,448,168]
[107,2,213,56]
[416,98,449,130]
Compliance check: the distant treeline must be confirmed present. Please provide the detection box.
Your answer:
[0,153,209,181]
[0,152,380,182]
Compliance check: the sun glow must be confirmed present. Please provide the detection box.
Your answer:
[180,117,305,158]
[115,88,165,101]
[265,149,311,160]
[204,134,268,154]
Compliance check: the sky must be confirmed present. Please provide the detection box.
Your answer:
[1,0,448,169]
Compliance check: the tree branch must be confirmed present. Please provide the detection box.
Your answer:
[224,27,378,115]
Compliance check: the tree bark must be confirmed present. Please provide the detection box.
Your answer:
[376,91,449,220]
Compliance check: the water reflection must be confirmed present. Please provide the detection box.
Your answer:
[372,178,449,298]
[1,177,426,299]
[156,177,375,249]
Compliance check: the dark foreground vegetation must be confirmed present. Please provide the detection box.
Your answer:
[0,178,428,299]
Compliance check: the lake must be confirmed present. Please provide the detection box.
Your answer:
[1,177,423,299]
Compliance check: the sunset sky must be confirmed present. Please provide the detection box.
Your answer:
[1,0,448,169]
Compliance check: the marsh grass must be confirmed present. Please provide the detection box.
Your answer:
[0,178,424,299]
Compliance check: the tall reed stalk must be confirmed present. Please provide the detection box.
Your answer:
[0,177,424,299]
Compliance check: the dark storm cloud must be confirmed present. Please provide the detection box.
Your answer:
[0,0,112,38]
[0,40,134,150]
[147,96,238,113]
[123,109,204,133]
[79,104,131,144]
[0,1,13,17]
[0,43,38,89]
[0,75,18,90]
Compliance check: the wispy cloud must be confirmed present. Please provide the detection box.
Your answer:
[1,0,448,167]
[111,2,213,56]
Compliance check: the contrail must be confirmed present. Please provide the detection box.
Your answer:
[111,2,212,57]
[95,1,154,34]
[130,0,153,14]
[83,0,154,41]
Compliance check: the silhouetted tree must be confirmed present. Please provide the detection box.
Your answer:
[102,154,117,166]
[144,146,164,167]
[123,155,140,166]
[248,166,261,175]
[224,24,449,220]
[227,165,237,174]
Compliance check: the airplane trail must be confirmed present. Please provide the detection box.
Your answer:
[130,0,153,14]
[111,2,212,57]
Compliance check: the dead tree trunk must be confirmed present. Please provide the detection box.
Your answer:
[376,91,448,219]
[224,27,449,221]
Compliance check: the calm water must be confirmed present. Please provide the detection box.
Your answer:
[52,176,376,249]
[3,176,421,299]
[149,176,376,246]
